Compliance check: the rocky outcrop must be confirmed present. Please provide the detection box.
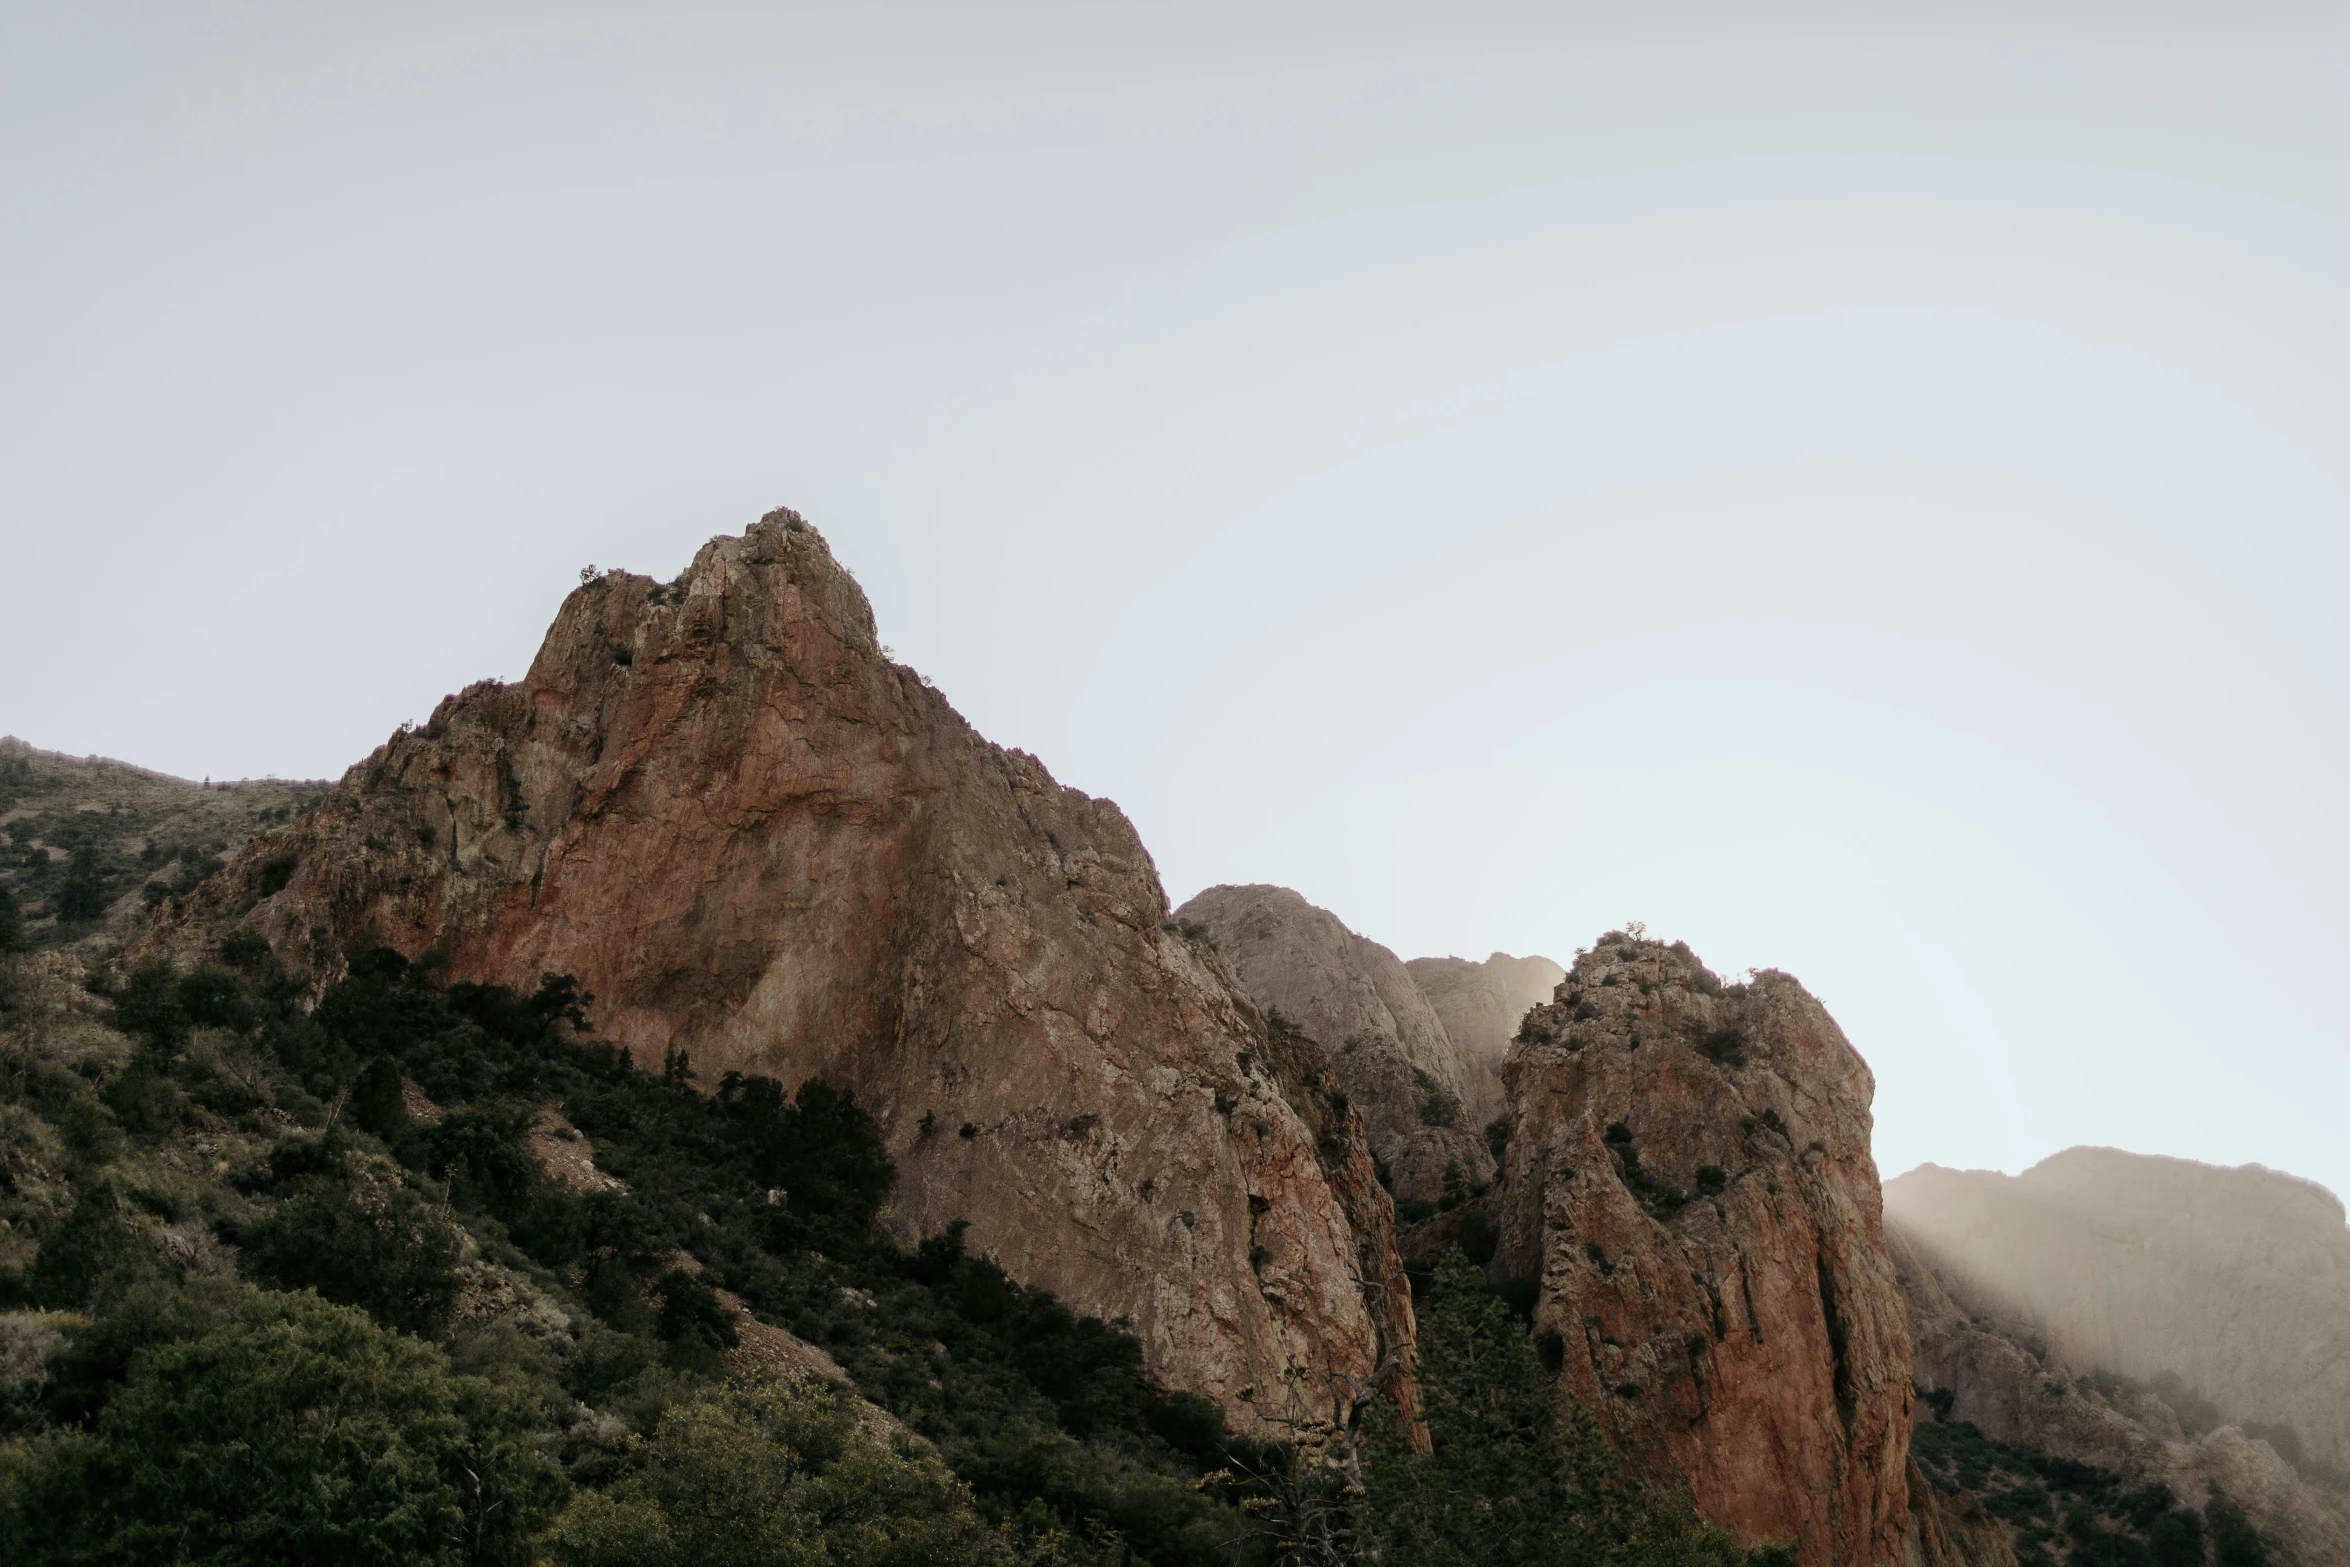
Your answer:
[1886,1149,2350,1475]
[1405,950,1564,1131]
[1173,885,1492,1205]
[1891,1218,2350,1563]
[139,510,1413,1438]
[1903,1461,2018,1567]
[1492,933,1914,1567]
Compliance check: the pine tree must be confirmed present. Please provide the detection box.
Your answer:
[1362,1249,1786,1567]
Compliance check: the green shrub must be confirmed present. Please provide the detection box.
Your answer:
[1413,1068,1460,1129]
[0,1283,566,1565]
[545,1378,1006,1567]
[236,1144,463,1340]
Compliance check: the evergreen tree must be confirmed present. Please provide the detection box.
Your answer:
[55,844,108,923]
[1362,1249,1785,1567]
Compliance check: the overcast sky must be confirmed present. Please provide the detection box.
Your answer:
[7,4,2348,1202]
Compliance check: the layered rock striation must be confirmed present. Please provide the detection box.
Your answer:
[1493,933,1914,1567]
[1173,885,1493,1205]
[140,510,1413,1437]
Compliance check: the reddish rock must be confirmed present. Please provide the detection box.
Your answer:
[140,510,1412,1438]
[1493,934,1913,1567]
[1902,1459,2017,1567]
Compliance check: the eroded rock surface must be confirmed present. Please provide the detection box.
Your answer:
[1406,950,1564,1130]
[1903,1459,2018,1567]
[1174,884,1491,1205]
[1493,934,1913,1566]
[1887,1149,2350,1475]
[140,510,1412,1437]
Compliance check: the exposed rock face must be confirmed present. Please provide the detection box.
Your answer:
[1885,1149,2350,1476]
[1891,1218,2350,1564]
[1903,1460,2018,1567]
[140,511,1413,1437]
[1406,950,1564,1130]
[1493,934,1914,1567]
[1173,885,1492,1205]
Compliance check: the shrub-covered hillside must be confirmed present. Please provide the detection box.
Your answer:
[0,928,1798,1565]
[1910,1400,2279,1567]
[0,738,327,953]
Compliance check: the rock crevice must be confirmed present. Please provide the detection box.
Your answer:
[1495,934,1914,1567]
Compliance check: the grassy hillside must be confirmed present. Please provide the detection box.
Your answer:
[0,737,328,952]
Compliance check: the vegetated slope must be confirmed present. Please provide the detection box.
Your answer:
[0,936,1796,1566]
[1890,1217,2348,1565]
[1172,884,1494,1206]
[135,511,1409,1438]
[1885,1151,2350,1489]
[0,945,1277,1563]
[1492,933,1916,1567]
[0,738,325,952]
[1406,950,1564,1131]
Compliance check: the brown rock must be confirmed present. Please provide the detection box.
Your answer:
[525,1103,623,1195]
[138,510,1411,1438]
[1902,1459,2018,1567]
[1405,950,1564,1130]
[1493,934,1913,1567]
[1174,884,1492,1204]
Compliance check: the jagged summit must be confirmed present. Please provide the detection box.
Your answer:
[1498,935,1916,1566]
[140,507,1413,1436]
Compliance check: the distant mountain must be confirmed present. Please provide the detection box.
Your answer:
[1887,1148,2350,1561]
[1172,884,1495,1205]
[1891,1212,2349,1563]
[1887,1149,2350,1477]
[1406,949,1564,1129]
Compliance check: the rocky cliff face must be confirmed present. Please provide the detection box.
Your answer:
[1891,1217,2350,1564]
[1172,885,1492,1205]
[1903,1461,2018,1567]
[1492,934,1914,1566]
[1406,950,1564,1130]
[1886,1150,2350,1476]
[140,511,1413,1438]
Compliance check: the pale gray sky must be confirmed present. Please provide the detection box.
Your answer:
[7,5,2348,1200]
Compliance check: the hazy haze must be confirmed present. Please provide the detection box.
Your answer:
[7,6,2348,1199]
